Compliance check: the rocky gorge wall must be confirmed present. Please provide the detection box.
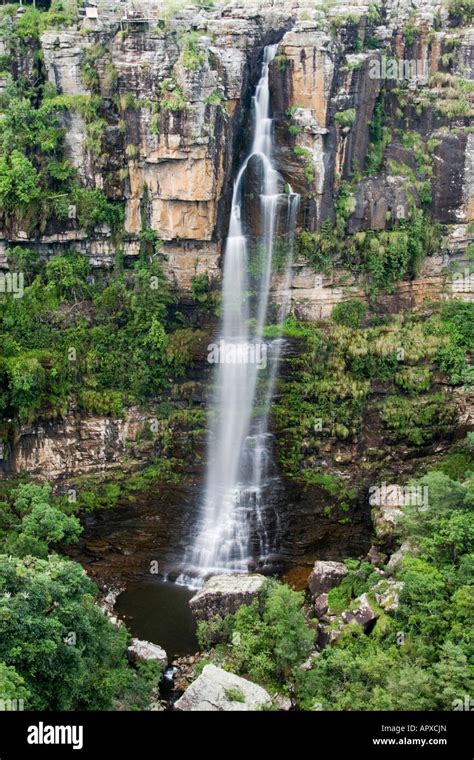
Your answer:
[1,0,472,288]
[0,0,472,485]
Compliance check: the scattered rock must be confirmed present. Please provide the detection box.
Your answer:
[272,693,292,711]
[387,541,414,572]
[373,579,404,613]
[372,501,404,540]
[366,545,387,566]
[341,593,377,630]
[300,649,321,671]
[127,639,168,668]
[173,664,272,711]
[313,593,329,618]
[189,573,266,622]
[98,586,124,627]
[308,561,348,597]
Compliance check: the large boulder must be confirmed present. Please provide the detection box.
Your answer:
[127,638,168,668]
[308,561,348,597]
[341,593,377,630]
[189,573,266,622]
[174,664,272,712]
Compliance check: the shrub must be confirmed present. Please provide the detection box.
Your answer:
[331,299,367,329]
[78,390,126,418]
[0,553,161,710]
[222,580,314,684]
[448,0,474,23]
[381,394,457,445]
[0,151,40,210]
[224,687,245,702]
[72,187,124,233]
[296,468,473,711]
[178,31,206,70]
[334,108,356,128]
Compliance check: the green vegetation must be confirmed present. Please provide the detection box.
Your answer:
[0,483,162,710]
[178,31,207,71]
[204,90,225,108]
[274,53,289,72]
[224,687,245,702]
[296,467,473,710]
[197,580,314,686]
[365,99,391,175]
[272,303,472,479]
[0,72,123,236]
[298,209,441,293]
[200,462,473,711]
[334,108,356,128]
[0,249,203,424]
[0,482,81,558]
[331,299,367,329]
[381,393,457,446]
[293,146,315,184]
[160,80,188,111]
[448,0,474,23]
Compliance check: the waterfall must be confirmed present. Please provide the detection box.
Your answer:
[178,44,300,588]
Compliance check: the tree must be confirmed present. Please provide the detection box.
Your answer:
[45,253,90,301]
[399,472,473,564]
[0,554,161,710]
[3,483,82,558]
[0,662,31,706]
[200,580,315,685]
[0,151,40,211]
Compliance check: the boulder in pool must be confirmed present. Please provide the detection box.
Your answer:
[189,573,266,622]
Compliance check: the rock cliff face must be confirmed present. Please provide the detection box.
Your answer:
[4,410,147,479]
[0,0,472,482]
[1,0,472,293]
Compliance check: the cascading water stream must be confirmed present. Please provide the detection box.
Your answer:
[177,45,300,588]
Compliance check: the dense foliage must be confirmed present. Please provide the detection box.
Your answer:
[272,303,472,483]
[0,484,162,710]
[197,579,315,687]
[298,210,441,294]
[0,250,204,425]
[198,460,473,710]
[296,465,474,710]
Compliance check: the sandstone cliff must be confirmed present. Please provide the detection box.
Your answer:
[0,0,472,483]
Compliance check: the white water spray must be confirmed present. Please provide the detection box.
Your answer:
[178,45,299,587]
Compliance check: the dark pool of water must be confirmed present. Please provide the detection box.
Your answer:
[115,580,198,659]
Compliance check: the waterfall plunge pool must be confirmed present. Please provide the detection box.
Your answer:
[115,580,198,659]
